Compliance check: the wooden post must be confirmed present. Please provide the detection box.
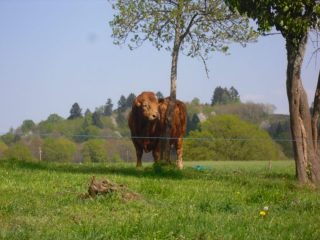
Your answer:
[39,146,42,161]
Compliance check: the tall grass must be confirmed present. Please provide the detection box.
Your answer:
[0,160,319,239]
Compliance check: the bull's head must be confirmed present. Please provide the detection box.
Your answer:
[134,92,160,121]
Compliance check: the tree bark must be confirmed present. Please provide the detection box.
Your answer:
[286,34,320,184]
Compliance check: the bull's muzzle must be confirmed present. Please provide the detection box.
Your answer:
[149,112,160,121]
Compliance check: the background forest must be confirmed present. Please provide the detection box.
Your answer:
[0,87,291,163]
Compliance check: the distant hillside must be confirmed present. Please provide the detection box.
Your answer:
[0,98,293,161]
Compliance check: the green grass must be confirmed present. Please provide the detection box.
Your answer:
[0,160,320,239]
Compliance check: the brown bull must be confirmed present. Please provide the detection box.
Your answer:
[128,92,187,169]
[158,97,187,169]
[128,92,161,167]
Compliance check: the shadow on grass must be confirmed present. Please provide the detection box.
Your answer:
[0,160,296,183]
[0,160,186,179]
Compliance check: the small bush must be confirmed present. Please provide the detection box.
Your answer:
[111,153,123,163]
[82,139,108,163]
[42,137,77,162]
[3,143,35,162]
[0,141,8,158]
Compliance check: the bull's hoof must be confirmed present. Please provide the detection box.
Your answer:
[136,163,142,168]
[176,161,183,170]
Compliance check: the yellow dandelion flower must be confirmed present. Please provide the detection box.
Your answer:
[259,210,267,217]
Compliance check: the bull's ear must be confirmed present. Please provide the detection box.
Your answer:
[134,98,141,107]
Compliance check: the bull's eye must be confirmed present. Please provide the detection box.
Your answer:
[142,103,149,109]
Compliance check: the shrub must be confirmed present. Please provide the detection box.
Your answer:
[82,139,108,163]
[81,139,135,163]
[105,139,136,162]
[42,137,76,162]
[1,132,16,145]
[20,135,43,160]
[184,115,285,161]
[2,143,35,162]
[111,153,122,163]
[0,141,8,158]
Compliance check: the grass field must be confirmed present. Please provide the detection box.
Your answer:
[1,160,320,240]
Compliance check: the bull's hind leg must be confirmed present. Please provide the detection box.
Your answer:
[175,138,184,169]
[136,149,143,167]
[152,142,160,163]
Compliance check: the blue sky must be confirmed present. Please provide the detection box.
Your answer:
[0,0,320,133]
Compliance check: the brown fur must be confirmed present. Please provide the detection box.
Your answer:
[158,97,187,169]
[128,92,187,168]
[128,92,161,167]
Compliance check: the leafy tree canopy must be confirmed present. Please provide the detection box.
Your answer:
[1,132,16,146]
[184,115,285,161]
[104,98,113,116]
[84,109,92,117]
[187,113,200,134]
[21,120,36,133]
[156,91,164,99]
[110,0,256,58]
[117,95,127,112]
[225,0,320,46]
[68,103,82,120]
[211,86,240,105]
[92,111,104,129]
[46,114,64,123]
[126,93,136,108]
[191,97,201,105]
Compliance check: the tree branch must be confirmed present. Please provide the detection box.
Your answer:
[199,53,210,79]
[180,13,199,41]
[157,19,172,38]
[261,32,281,36]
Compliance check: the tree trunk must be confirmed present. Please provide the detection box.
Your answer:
[161,27,181,163]
[286,34,320,184]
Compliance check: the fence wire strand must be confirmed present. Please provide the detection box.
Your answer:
[3,131,317,143]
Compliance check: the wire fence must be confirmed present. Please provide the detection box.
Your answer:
[0,131,311,142]
[0,131,299,163]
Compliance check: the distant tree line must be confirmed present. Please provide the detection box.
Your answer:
[0,86,293,163]
[211,86,240,106]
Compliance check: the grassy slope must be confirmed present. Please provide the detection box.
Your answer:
[0,160,320,240]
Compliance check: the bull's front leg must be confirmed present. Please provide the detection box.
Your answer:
[133,141,143,167]
[175,138,184,169]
